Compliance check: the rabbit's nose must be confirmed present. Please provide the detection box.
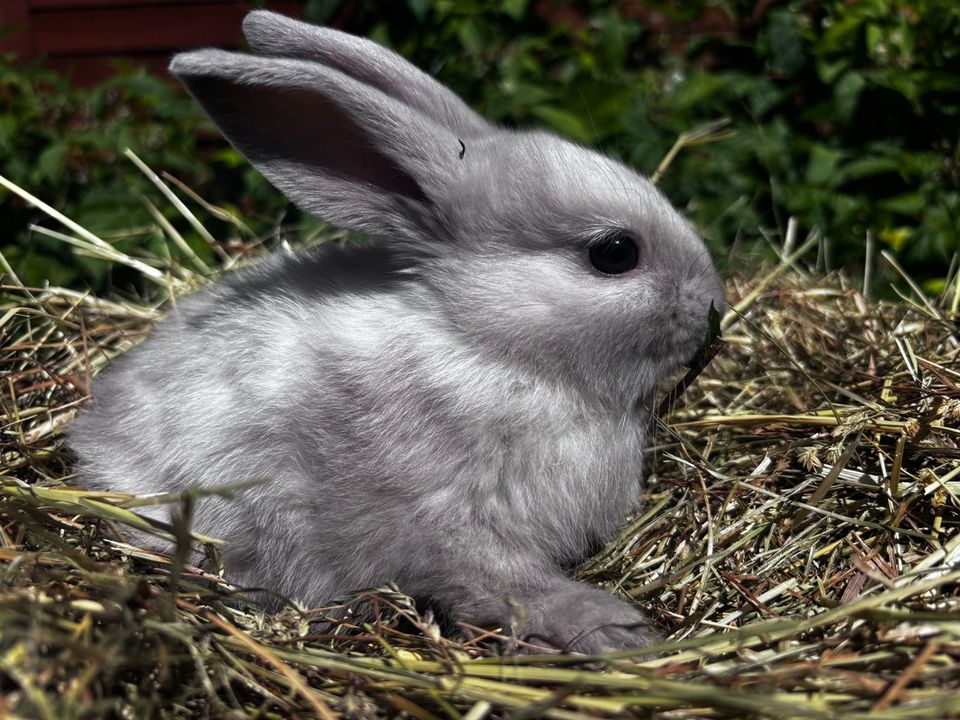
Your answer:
[693,255,726,315]
[679,271,724,316]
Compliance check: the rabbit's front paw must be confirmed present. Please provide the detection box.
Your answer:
[519,584,662,654]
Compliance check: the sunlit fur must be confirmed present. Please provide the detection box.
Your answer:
[69,10,725,653]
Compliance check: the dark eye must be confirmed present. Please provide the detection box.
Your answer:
[588,231,639,275]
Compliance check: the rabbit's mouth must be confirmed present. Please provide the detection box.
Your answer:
[648,328,707,370]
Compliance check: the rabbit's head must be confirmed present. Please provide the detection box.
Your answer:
[171,10,724,411]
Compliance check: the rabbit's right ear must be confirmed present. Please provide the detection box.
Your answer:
[241,11,491,139]
[169,49,463,239]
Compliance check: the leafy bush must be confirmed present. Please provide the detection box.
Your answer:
[0,59,290,290]
[2,0,959,294]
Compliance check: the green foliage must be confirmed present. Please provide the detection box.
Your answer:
[0,58,291,290]
[2,0,959,293]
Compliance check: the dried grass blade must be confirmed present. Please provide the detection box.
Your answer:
[0,172,167,282]
[201,609,337,719]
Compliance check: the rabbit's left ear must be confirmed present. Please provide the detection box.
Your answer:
[241,10,492,139]
[170,49,463,239]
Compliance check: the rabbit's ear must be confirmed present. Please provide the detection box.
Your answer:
[241,11,491,139]
[170,49,462,238]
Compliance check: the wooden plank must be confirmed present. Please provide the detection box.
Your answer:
[30,0,239,9]
[31,2,301,55]
[48,53,172,84]
[0,0,35,58]
[29,0,301,12]
[4,0,303,85]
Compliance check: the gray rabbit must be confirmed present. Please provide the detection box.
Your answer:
[69,11,724,653]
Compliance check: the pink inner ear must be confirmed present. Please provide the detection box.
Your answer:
[187,76,428,203]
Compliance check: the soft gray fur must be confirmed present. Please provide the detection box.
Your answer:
[69,11,724,653]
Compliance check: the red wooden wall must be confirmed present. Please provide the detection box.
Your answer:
[0,0,303,85]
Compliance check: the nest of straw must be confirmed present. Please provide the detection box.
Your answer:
[1,158,959,719]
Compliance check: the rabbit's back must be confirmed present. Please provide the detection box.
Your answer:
[70,242,406,497]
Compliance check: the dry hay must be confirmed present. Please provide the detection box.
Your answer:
[1,162,959,719]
